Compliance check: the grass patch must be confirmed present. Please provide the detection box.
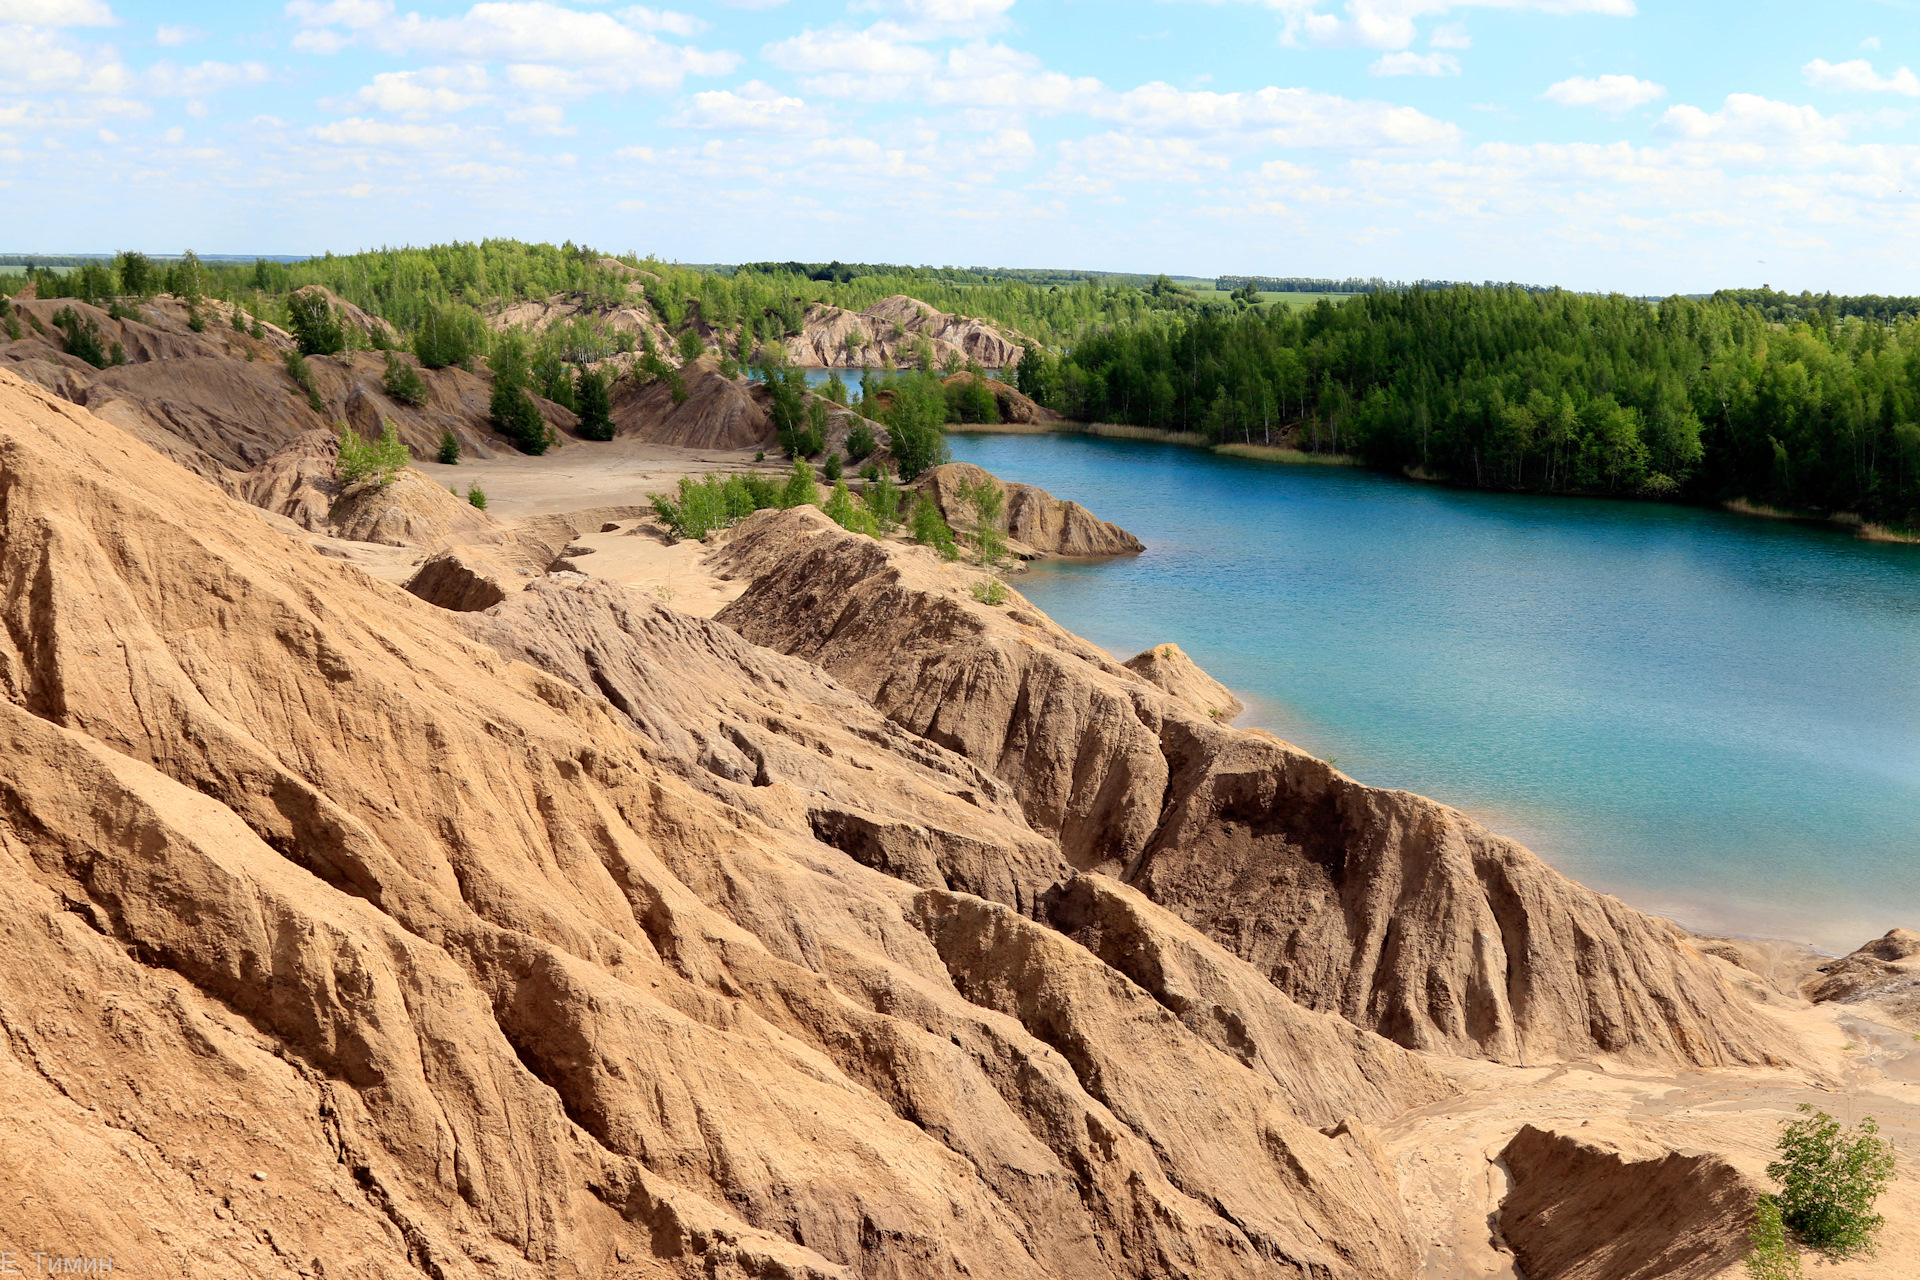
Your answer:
[1213,443,1358,466]
[943,421,1057,435]
[1082,422,1208,445]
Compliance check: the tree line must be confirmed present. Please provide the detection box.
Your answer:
[1017,286,1920,524]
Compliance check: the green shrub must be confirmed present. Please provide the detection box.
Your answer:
[822,480,880,537]
[467,483,487,510]
[780,458,819,509]
[910,494,957,558]
[53,306,109,368]
[575,364,614,441]
[413,303,484,370]
[116,250,154,298]
[823,451,843,481]
[383,351,430,406]
[437,429,461,465]
[249,316,265,340]
[3,315,19,341]
[231,307,247,331]
[970,576,1009,605]
[187,307,206,333]
[884,371,952,481]
[650,472,768,541]
[336,419,411,487]
[823,370,848,404]
[958,476,1007,565]
[287,289,346,355]
[847,420,877,460]
[865,473,901,531]
[1767,1106,1897,1259]
[285,350,325,412]
[1746,1196,1803,1280]
[677,329,706,361]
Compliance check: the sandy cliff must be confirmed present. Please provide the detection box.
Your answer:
[0,369,1447,1277]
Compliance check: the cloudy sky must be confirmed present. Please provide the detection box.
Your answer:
[2,0,1916,291]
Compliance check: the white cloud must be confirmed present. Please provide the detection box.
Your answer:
[285,1,736,92]
[1655,94,1850,157]
[1429,21,1469,49]
[309,115,468,148]
[0,0,115,25]
[154,23,202,46]
[670,81,828,133]
[764,25,937,75]
[1802,58,1920,97]
[1205,0,1636,52]
[1861,36,1880,52]
[850,0,1015,40]
[142,60,273,96]
[1102,82,1460,150]
[1541,74,1664,112]
[1370,51,1459,76]
[337,65,490,115]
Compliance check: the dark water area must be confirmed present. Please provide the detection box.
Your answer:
[948,431,1920,954]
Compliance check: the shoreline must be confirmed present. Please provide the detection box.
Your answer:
[950,420,1920,547]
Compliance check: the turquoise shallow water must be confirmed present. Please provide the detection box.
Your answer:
[946,431,1920,954]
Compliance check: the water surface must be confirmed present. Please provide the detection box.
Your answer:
[948,431,1920,953]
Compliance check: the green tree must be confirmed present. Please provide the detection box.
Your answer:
[677,328,707,362]
[287,288,347,356]
[885,372,952,481]
[910,494,958,559]
[864,472,902,531]
[1745,1196,1802,1280]
[284,350,325,412]
[116,251,154,299]
[575,364,615,441]
[1766,1106,1897,1259]
[436,429,461,464]
[780,458,819,509]
[413,304,483,370]
[467,483,487,510]
[847,419,877,460]
[51,306,109,368]
[383,351,430,406]
[489,336,550,455]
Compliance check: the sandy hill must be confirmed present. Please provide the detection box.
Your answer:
[2,366,1918,1279]
[794,296,1025,370]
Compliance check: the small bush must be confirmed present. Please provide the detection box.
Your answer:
[437,429,461,465]
[383,351,430,406]
[823,451,843,482]
[285,350,325,412]
[287,289,346,355]
[970,576,1009,606]
[52,306,109,368]
[231,307,247,332]
[1745,1196,1803,1280]
[1767,1105,1897,1259]
[910,494,957,559]
[677,329,706,362]
[651,471,784,541]
[489,336,549,455]
[249,316,265,340]
[187,307,206,333]
[823,480,880,538]
[336,419,411,487]
[847,420,877,460]
[865,473,902,531]
[467,483,487,510]
[780,459,820,510]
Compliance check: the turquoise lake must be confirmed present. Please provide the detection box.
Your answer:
[945,431,1920,954]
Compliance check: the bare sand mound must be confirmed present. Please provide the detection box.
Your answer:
[1123,642,1244,720]
[0,367,1440,1278]
[795,296,1025,370]
[612,354,774,450]
[942,371,1058,424]
[1497,1122,1758,1280]
[714,508,1798,1069]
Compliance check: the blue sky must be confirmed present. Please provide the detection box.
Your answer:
[2,0,1916,292]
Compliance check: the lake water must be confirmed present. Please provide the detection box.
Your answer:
[947,431,1920,954]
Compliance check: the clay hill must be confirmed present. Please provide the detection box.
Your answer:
[2,365,1918,1279]
[794,296,1025,370]
[914,462,1143,559]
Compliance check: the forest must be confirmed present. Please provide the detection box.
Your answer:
[1019,287,1920,526]
[13,241,1920,524]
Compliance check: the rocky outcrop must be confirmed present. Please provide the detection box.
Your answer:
[794,297,1024,370]
[1497,1123,1759,1280]
[714,509,1798,1069]
[231,426,340,529]
[328,466,503,547]
[915,462,1144,559]
[943,372,1058,424]
[1804,928,1920,1029]
[0,368,1430,1278]
[1124,642,1244,720]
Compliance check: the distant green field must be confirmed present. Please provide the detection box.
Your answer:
[1182,282,1355,310]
